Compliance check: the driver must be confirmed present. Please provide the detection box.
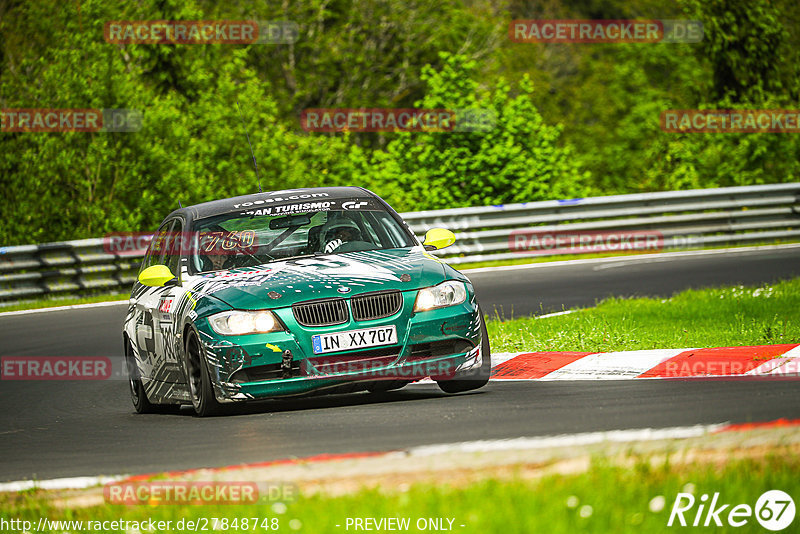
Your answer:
[204,249,232,271]
[323,218,362,253]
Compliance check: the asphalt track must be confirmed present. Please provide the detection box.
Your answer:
[1,246,799,481]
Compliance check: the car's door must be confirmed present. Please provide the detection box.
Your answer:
[150,218,187,384]
[133,219,183,386]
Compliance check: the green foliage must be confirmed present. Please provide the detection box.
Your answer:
[364,54,588,211]
[2,0,800,244]
[633,0,800,192]
[687,0,799,103]
[567,42,707,193]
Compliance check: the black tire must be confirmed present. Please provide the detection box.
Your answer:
[367,380,409,393]
[185,329,223,417]
[125,339,158,414]
[436,306,492,394]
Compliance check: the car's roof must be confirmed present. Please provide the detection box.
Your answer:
[164,186,377,223]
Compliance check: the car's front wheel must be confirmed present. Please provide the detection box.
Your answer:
[185,329,223,417]
[436,307,492,394]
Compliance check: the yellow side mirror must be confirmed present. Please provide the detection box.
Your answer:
[422,228,456,251]
[138,265,178,287]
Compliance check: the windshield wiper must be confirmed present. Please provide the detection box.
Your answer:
[281,251,332,262]
[248,251,326,265]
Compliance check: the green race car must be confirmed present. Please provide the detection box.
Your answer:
[123,187,490,416]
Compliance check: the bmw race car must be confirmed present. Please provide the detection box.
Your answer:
[123,187,490,415]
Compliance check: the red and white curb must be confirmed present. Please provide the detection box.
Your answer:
[490,344,800,380]
[2,419,798,493]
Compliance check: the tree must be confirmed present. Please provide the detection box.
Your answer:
[365,53,588,211]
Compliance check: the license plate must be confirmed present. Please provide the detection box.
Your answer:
[312,325,397,354]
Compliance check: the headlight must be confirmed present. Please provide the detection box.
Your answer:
[208,310,282,335]
[414,281,467,312]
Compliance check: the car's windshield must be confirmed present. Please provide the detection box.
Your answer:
[190,202,417,273]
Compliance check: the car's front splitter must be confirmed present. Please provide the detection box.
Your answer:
[223,350,476,400]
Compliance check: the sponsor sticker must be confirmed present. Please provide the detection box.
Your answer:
[158,298,173,314]
[241,201,334,217]
[232,193,330,209]
[342,201,369,210]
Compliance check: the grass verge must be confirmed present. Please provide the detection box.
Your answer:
[0,293,129,313]
[486,278,800,353]
[1,452,797,533]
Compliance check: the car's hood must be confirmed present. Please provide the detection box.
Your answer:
[188,247,449,310]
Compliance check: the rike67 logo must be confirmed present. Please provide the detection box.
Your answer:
[668,490,795,531]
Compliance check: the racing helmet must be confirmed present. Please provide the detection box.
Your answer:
[324,218,362,242]
[322,218,362,253]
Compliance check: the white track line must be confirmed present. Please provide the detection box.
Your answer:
[0,475,126,493]
[407,423,727,456]
[0,300,128,318]
[0,425,728,493]
[536,309,577,319]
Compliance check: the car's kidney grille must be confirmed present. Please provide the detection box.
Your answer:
[292,298,348,327]
[352,291,402,321]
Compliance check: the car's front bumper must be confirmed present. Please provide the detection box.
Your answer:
[196,295,482,402]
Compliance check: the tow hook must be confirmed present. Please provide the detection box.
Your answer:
[281,350,293,379]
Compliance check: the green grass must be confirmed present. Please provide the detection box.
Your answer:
[1,453,797,533]
[486,278,800,353]
[0,293,128,313]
